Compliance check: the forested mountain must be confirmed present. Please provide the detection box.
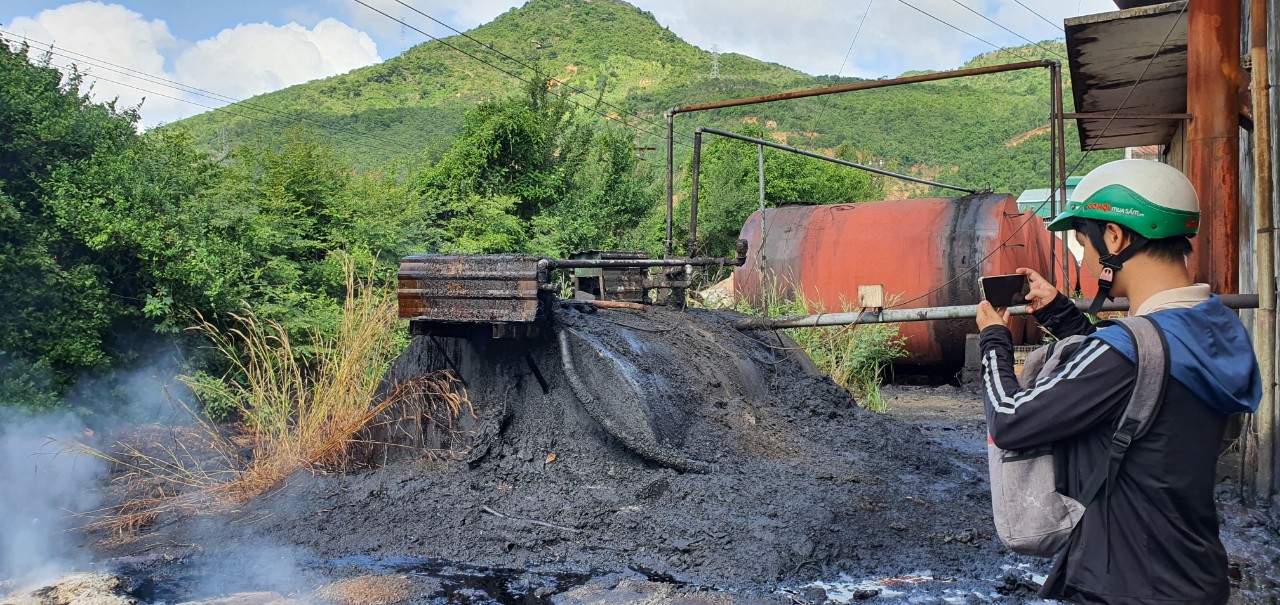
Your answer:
[172,0,1115,196]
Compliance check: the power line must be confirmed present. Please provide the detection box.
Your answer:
[31,59,284,131]
[351,0,680,147]
[1010,0,1066,33]
[391,0,673,138]
[834,0,874,79]
[806,0,874,148]
[884,2,1187,309]
[895,0,1019,60]
[2,30,426,153]
[947,0,1067,60]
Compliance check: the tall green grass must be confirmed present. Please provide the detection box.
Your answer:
[736,286,908,412]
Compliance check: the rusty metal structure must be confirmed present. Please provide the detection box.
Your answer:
[398,254,549,339]
[734,194,1057,365]
[1184,0,1242,295]
[397,247,749,338]
[567,250,648,303]
[664,59,1072,290]
[1061,0,1279,504]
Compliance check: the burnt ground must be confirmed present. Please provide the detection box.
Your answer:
[60,306,1280,603]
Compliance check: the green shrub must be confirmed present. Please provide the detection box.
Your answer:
[737,288,907,412]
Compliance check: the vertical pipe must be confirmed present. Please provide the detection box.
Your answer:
[758,144,768,310]
[1250,0,1275,501]
[1185,0,1242,294]
[665,110,675,259]
[1056,63,1071,291]
[1048,63,1059,288]
[690,130,703,256]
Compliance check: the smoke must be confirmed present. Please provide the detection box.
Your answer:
[178,520,323,600]
[0,346,328,599]
[0,411,104,585]
[0,346,192,587]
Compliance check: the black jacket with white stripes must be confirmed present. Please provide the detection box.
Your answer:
[980,294,1230,605]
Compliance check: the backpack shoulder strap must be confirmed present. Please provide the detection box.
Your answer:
[1105,316,1171,441]
[1075,316,1170,507]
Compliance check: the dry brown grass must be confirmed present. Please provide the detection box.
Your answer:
[369,371,475,462]
[77,258,471,533]
[314,575,414,605]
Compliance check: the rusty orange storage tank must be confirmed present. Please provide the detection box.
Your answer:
[734,193,1061,366]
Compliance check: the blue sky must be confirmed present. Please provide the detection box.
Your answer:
[2,0,1118,127]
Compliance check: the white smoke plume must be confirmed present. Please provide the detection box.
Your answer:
[0,412,105,586]
[0,349,191,587]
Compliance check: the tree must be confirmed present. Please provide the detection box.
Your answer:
[416,79,655,256]
[637,125,884,258]
[0,42,145,409]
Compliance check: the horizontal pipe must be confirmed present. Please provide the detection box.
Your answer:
[1061,112,1193,120]
[544,241,749,270]
[697,127,979,194]
[734,294,1260,330]
[672,60,1054,115]
[543,257,730,269]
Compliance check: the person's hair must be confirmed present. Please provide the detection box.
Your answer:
[1071,219,1193,263]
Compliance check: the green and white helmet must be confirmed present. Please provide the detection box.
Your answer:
[1046,159,1200,238]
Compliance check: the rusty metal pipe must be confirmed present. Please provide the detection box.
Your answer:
[544,258,734,269]
[733,294,1261,330]
[671,60,1055,115]
[665,60,1054,268]
[698,127,979,194]
[1055,62,1070,291]
[690,129,703,255]
[540,248,748,271]
[1185,0,1242,294]
[1060,113,1194,120]
[1249,0,1275,501]
[1049,62,1058,288]
[665,109,675,259]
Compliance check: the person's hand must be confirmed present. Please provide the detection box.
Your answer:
[976,300,1011,332]
[1016,267,1058,312]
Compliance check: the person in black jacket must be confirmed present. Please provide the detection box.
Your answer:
[975,159,1261,604]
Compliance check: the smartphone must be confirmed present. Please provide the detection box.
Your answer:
[979,274,1029,308]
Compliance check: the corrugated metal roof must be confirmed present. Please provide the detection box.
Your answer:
[1017,177,1083,217]
[1064,1,1188,150]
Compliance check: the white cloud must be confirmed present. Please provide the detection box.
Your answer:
[7,2,189,122]
[639,0,1118,77]
[173,18,380,102]
[6,2,381,128]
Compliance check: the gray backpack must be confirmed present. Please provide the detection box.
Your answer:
[987,316,1169,557]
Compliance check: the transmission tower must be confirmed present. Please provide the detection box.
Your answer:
[710,44,720,80]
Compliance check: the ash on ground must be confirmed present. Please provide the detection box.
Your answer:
[50,306,1278,603]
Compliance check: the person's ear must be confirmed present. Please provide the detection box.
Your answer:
[1104,222,1128,255]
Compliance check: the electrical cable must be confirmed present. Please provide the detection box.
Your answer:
[947,0,1068,60]
[1011,0,1066,32]
[895,0,1021,60]
[883,2,1187,310]
[25,60,282,130]
[807,0,874,134]
[351,0,685,148]
[3,30,427,152]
